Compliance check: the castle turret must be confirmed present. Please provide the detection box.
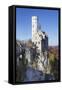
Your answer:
[32,16,39,42]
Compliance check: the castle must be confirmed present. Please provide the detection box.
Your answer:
[32,16,48,72]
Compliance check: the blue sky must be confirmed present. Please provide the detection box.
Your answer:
[16,8,59,46]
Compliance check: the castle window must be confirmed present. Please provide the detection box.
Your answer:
[38,42,40,44]
[36,42,37,44]
[33,25,34,28]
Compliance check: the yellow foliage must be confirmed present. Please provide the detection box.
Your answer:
[49,53,55,62]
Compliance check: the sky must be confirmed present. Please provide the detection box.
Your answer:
[16,7,59,46]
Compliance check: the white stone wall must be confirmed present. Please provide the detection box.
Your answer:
[32,16,42,53]
[32,16,38,42]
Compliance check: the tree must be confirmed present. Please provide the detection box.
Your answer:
[48,52,59,80]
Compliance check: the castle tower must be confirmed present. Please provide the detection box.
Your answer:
[32,16,38,43]
[32,16,42,52]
